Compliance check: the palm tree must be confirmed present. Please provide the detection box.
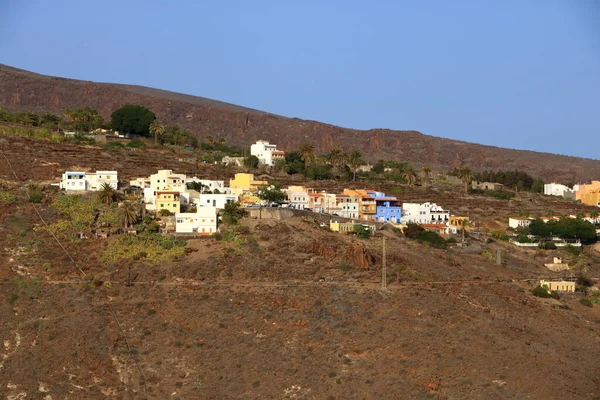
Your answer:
[149,119,165,145]
[456,166,474,194]
[590,209,599,223]
[347,150,364,182]
[421,166,432,186]
[459,218,471,243]
[326,148,344,166]
[299,142,315,169]
[97,183,119,205]
[403,167,418,186]
[119,202,139,228]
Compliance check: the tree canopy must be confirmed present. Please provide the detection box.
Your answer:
[110,105,156,136]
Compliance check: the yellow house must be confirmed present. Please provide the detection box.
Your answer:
[229,173,268,196]
[449,216,472,231]
[539,280,575,293]
[576,181,600,202]
[329,220,356,233]
[580,190,600,207]
[155,191,181,214]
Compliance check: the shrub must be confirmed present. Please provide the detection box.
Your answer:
[338,260,352,271]
[563,245,581,257]
[576,275,595,287]
[580,298,593,307]
[158,209,173,217]
[403,223,424,239]
[28,192,43,203]
[0,191,17,204]
[417,230,447,249]
[126,139,146,149]
[102,141,125,151]
[533,285,551,298]
[7,293,18,305]
[538,241,557,250]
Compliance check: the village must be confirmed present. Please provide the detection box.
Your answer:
[51,139,600,298]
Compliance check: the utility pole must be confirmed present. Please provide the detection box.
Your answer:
[382,236,387,290]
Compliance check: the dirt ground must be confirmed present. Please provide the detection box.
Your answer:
[1,134,600,399]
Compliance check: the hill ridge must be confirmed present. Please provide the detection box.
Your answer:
[0,63,599,182]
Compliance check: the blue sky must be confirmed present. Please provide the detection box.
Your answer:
[0,0,598,159]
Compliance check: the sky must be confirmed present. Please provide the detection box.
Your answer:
[0,0,599,159]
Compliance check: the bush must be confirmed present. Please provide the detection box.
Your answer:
[28,192,43,203]
[403,223,424,239]
[538,241,557,250]
[533,285,551,298]
[580,298,593,307]
[417,230,447,249]
[126,139,146,149]
[491,231,509,241]
[0,191,17,204]
[563,245,581,257]
[103,141,125,151]
[158,209,173,217]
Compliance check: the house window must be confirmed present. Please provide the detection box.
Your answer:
[160,204,164,208]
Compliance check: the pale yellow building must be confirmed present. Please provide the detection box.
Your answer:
[449,216,472,231]
[156,191,181,214]
[539,279,575,293]
[329,220,356,233]
[576,180,600,203]
[229,173,268,196]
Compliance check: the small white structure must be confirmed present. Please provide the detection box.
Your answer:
[196,193,238,209]
[175,206,218,235]
[545,257,569,272]
[508,217,533,229]
[544,183,575,199]
[187,178,225,192]
[130,177,151,188]
[250,140,285,166]
[401,202,449,225]
[59,170,118,191]
[289,191,309,210]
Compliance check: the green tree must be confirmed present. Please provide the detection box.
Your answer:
[119,202,139,228]
[347,149,364,182]
[64,107,105,132]
[149,119,165,145]
[110,105,156,136]
[220,201,248,225]
[529,219,552,237]
[456,166,474,194]
[243,155,260,169]
[403,167,418,186]
[372,160,385,175]
[299,142,315,169]
[97,183,119,205]
[421,166,432,186]
[257,185,287,204]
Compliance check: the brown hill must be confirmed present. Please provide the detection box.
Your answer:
[1,63,598,182]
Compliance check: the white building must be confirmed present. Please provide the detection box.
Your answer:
[59,170,118,191]
[544,183,575,199]
[150,170,187,192]
[60,171,87,191]
[175,206,218,235]
[196,193,238,209]
[88,171,118,191]
[250,140,285,166]
[401,202,450,225]
[508,217,533,229]
[335,194,359,219]
[187,178,225,193]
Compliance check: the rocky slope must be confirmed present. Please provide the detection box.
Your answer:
[1,63,599,182]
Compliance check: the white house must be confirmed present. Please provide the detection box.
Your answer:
[150,170,187,192]
[544,183,575,199]
[401,202,450,225]
[335,194,360,219]
[508,217,533,229]
[187,178,225,193]
[196,193,238,209]
[60,171,88,191]
[59,170,118,191]
[250,140,285,166]
[175,206,218,235]
[88,171,118,190]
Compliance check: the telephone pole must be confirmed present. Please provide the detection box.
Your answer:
[382,236,387,290]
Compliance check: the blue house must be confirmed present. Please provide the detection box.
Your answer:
[368,191,402,223]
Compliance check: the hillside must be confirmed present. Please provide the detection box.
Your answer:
[1,134,600,398]
[1,64,599,183]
